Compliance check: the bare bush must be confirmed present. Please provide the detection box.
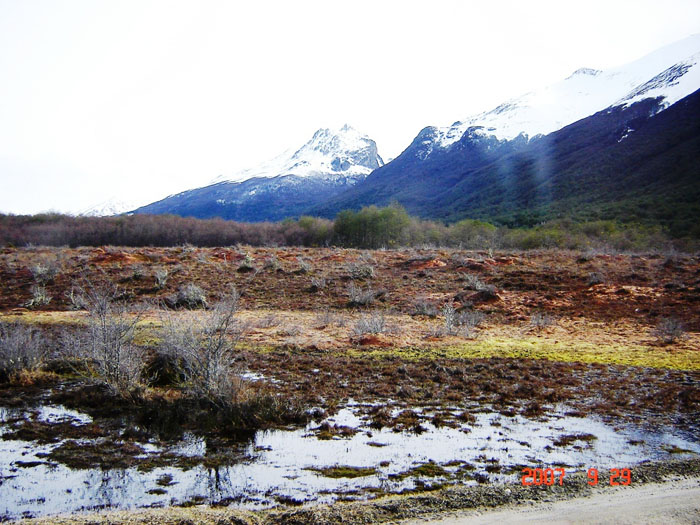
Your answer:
[154,268,169,289]
[131,265,145,280]
[160,290,246,406]
[440,303,485,338]
[347,262,375,280]
[530,311,555,330]
[63,282,146,397]
[0,322,46,379]
[352,311,389,335]
[237,253,256,272]
[310,276,327,292]
[263,255,280,271]
[413,298,438,317]
[30,262,59,285]
[176,284,208,309]
[459,310,483,326]
[25,285,52,309]
[653,317,685,344]
[297,257,312,274]
[462,273,487,291]
[587,272,605,286]
[256,314,280,328]
[442,303,458,335]
[347,282,375,306]
[65,286,88,310]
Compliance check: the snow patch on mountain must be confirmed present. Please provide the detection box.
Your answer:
[432,33,700,148]
[214,124,383,184]
[79,197,138,217]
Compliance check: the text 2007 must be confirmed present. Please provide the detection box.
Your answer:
[521,467,632,486]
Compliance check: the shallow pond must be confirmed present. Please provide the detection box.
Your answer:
[0,402,697,520]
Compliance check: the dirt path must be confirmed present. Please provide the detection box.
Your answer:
[402,477,700,525]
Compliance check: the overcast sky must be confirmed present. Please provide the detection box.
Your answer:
[1,0,699,215]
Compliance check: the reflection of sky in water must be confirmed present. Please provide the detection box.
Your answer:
[0,404,697,520]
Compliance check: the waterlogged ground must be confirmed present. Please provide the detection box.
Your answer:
[1,247,699,521]
[1,402,698,520]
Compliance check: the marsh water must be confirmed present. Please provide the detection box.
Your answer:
[0,402,698,520]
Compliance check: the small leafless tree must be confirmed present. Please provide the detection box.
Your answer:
[62,280,145,397]
[160,288,246,406]
[0,322,46,379]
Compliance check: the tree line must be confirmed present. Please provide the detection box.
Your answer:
[0,206,685,252]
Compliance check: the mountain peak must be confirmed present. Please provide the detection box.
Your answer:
[429,33,700,148]
[216,125,383,184]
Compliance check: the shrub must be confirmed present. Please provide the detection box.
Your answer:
[652,318,684,344]
[310,276,327,292]
[160,290,246,406]
[442,303,458,335]
[25,285,52,309]
[462,273,487,291]
[297,257,312,274]
[347,262,375,280]
[441,303,485,338]
[237,253,256,272]
[530,311,555,330]
[176,284,208,309]
[263,255,281,271]
[65,286,88,310]
[347,282,375,306]
[63,281,146,397]
[154,268,169,289]
[0,322,46,380]
[413,298,438,317]
[30,262,59,285]
[587,272,605,286]
[459,310,485,338]
[352,311,389,335]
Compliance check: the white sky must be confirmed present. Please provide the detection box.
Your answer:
[1,0,699,215]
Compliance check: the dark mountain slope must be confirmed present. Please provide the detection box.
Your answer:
[313,89,700,236]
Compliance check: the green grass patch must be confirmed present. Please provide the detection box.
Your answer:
[347,337,700,370]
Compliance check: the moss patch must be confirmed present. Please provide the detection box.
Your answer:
[307,465,378,478]
[348,337,700,370]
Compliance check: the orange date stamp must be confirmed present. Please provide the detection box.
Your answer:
[521,467,632,486]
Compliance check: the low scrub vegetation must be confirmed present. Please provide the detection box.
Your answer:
[0,321,46,381]
[347,282,376,307]
[61,281,146,397]
[160,289,246,407]
[352,311,390,336]
[653,317,685,344]
[1,204,690,251]
[437,304,486,338]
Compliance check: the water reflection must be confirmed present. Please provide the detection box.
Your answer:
[0,403,697,519]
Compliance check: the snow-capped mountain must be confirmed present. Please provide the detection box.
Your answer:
[426,33,700,151]
[133,125,383,221]
[79,197,138,217]
[314,34,700,234]
[214,124,383,183]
